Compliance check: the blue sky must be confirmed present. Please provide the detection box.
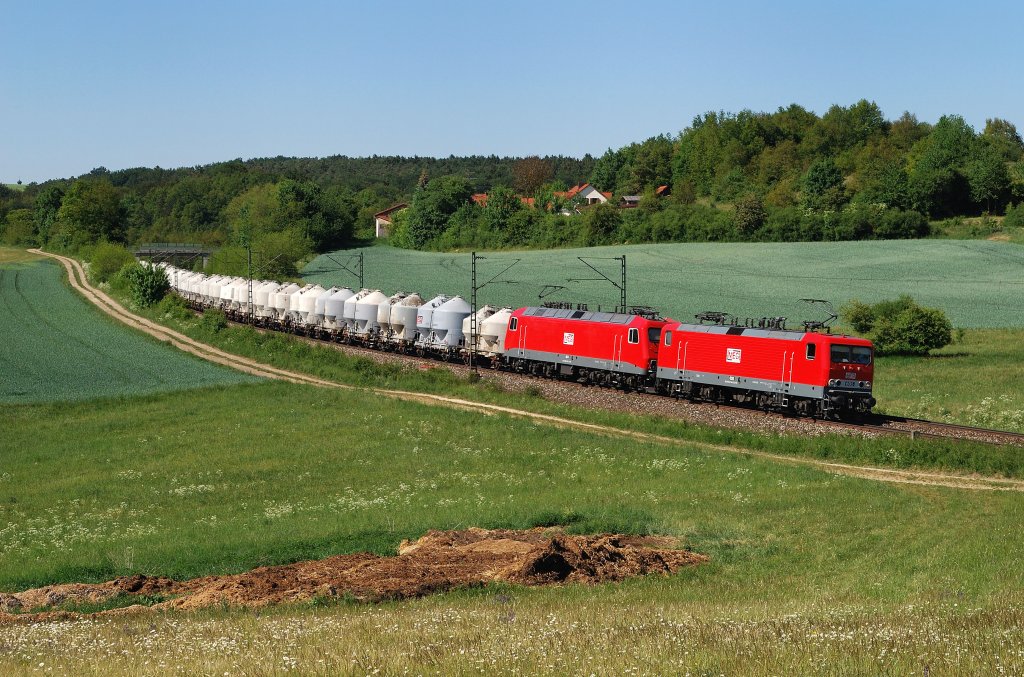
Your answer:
[2,0,1021,183]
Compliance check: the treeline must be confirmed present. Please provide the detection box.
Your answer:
[2,101,1023,263]
[393,101,1024,251]
[0,155,593,273]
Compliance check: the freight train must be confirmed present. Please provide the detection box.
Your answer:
[156,264,876,419]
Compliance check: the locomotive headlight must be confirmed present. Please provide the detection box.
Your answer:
[828,379,836,386]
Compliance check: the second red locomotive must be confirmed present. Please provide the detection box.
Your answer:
[504,306,667,390]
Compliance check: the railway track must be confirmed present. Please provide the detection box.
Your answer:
[875,415,1024,447]
[212,308,1024,448]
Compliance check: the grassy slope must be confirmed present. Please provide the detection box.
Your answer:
[304,240,1024,329]
[0,257,259,403]
[1,380,1023,673]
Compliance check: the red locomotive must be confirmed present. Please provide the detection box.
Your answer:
[655,317,875,417]
[504,305,668,390]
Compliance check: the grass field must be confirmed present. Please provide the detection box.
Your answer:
[876,329,1024,430]
[1,250,1023,672]
[0,257,259,403]
[2,381,1024,673]
[304,240,1024,329]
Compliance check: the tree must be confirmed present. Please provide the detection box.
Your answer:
[405,175,473,248]
[623,135,673,193]
[982,118,1024,162]
[580,203,622,245]
[907,115,977,216]
[733,193,766,235]
[1,209,35,246]
[512,156,553,195]
[223,183,280,243]
[55,178,124,244]
[277,180,356,252]
[590,149,624,192]
[33,184,65,244]
[967,144,1010,213]
[801,157,846,211]
[482,185,523,234]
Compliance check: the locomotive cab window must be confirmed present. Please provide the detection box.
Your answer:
[628,328,640,344]
[509,317,518,331]
[664,330,672,347]
[647,327,661,344]
[831,345,872,365]
[806,343,816,360]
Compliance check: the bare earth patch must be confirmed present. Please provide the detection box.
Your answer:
[0,528,705,623]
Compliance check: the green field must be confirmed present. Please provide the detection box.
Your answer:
[304,240,1024,329]
[2,251,1024,673]
[0,258,259,403]
[2,381,1024,673]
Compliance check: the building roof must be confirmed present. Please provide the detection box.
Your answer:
[373,203,408,221]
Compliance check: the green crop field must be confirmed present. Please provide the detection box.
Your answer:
[2,381,1024,673]
[304,239,1024,329]
[0,257,259,403]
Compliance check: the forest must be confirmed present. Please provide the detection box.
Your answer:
[2,100,1023,272]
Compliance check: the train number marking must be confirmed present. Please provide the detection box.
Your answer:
[726,348,742,364]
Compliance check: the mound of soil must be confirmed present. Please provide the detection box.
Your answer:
[0,528,706,622]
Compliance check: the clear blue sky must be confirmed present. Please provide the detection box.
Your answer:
[2,0,1021,183]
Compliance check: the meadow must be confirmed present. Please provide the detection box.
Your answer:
[0,257,258,403]
[875,328,1024,430]
[1,381,1024,674]
[2,244,1024,673]
[304,239,1024,329]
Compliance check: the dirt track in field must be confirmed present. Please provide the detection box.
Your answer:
[0,528,706,623]
[29,249,1024,496]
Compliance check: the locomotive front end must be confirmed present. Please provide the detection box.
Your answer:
[824,340,876,414]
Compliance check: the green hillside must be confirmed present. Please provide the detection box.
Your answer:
[304,240,1024,329]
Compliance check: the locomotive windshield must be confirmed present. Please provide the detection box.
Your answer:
[831,345,872,365]
[648,327,661,343]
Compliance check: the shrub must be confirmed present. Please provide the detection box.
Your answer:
[90,242,136,283]
[840,294,952,355]
[155,293,194,322]
[1005,203,1024,228]
[874,209,930,239]
[841,300,875,334]
[200,308,228,333]
[113,262,169,307]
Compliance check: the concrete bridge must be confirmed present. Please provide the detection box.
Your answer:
[134,243,213,268]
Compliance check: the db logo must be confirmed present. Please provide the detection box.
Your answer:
[563,332,575,346]
[726,348,742,363]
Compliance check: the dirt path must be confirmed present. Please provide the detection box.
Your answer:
[29,249,1024,493]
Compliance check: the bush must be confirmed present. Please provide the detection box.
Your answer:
[1005,203,1024,228]
[90,242,136,283]
[840,294,952,355]
[113,262,169,307]
[154,293,194,322]
[874,209,930,239]
[200,308,228,333]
